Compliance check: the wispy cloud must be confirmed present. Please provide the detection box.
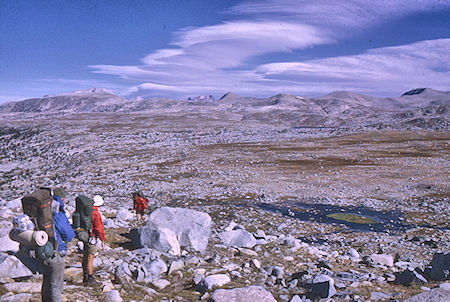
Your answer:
[230,0,450,33]
[255,39,450,96]
[89,0,450,98]
[90,19,333,96]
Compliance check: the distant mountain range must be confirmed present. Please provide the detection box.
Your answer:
[0,88,448,130]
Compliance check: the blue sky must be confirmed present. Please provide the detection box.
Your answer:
[1,0,449,103]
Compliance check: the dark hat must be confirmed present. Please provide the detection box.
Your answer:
[53,187,67,198]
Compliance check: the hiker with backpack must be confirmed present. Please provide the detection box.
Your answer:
[81,194,105,286]
[13,187,74,302]
[44,188,75,301]
[132,192,148,223]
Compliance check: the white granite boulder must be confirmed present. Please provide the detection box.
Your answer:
[195,274,231,293]
[209,285,276,302]
[218,229,256,248]
[0,253,33,281]
[137,207,211,253]
[116,208,134,221]
[370,254,394,267]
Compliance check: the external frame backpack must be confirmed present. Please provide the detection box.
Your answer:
[72,195,93,242]
[21,188,54,238]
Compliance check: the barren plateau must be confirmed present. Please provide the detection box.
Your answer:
[0,88,449,301]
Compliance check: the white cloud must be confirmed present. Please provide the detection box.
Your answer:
[230,0,450,34]
[255,39,450,96]
[88,1,450,98]
[92,20,331,76]
[142,49,185,65]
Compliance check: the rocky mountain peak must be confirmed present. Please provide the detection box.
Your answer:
[402,88,427,96]
[218,91,238,101]
[66,88,115,96]
[187,95,216,102]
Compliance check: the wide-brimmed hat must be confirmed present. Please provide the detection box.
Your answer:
[93,195,104,207]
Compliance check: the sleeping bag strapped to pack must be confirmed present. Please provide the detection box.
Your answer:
[73,195,94,242]
[21,188,54,238]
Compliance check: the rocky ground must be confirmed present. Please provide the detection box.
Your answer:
[0,111,449,301]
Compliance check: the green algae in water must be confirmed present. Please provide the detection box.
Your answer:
[327,213,377,224]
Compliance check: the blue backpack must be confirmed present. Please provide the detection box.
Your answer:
[52,197,75,252]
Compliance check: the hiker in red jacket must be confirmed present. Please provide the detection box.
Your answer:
[132,192,148,223]
[82,195,105,286]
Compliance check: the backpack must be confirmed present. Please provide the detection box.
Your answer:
[135,196,148,211]
[73,195,94,231]
[21,188,54,238]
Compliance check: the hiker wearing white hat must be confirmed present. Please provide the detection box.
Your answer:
[82,195,105,286]
[93,195,104,207]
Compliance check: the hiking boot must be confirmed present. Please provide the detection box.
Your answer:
[84,274,102,287]
[83,273,89,285]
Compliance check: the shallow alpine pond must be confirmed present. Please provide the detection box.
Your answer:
[256,200,411,233]
[326,213,378,224]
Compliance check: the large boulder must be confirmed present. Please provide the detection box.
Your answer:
[431,251,450,281]
[135,207,211,253]
[137,227,181,256]
[0,227,19,252]
[218,229,256,248]
[209,285,276,302]
[0,253,33,281]
[403,287,450,302]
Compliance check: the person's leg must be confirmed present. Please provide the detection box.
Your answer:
[82,246,89,283]
[41,260,50,301]
[42,254,64,302]
[87,254,94,275]
[83,243,101,286]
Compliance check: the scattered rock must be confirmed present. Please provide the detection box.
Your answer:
[395,268,427,286]
[168,259,184,275]
[251,259,261,269]
[99,290,123,302]
[3,282,41,293]
[209,285,276,302]
[144,258,167,280]
[307,274,337,299]
[116,208,134,221]
[0,293,33,302]
[370,291,392,301]
[218,229,257,248]
[347,248,360,261]
[196,274,231,293]
[151,279,171,290]
[370,254,394,267]
[237,247,257,257]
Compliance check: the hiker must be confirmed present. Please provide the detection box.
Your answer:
[13,187,73,301]
[41,187,75,301]
[82,195,105,286]
[132,192,148,223]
